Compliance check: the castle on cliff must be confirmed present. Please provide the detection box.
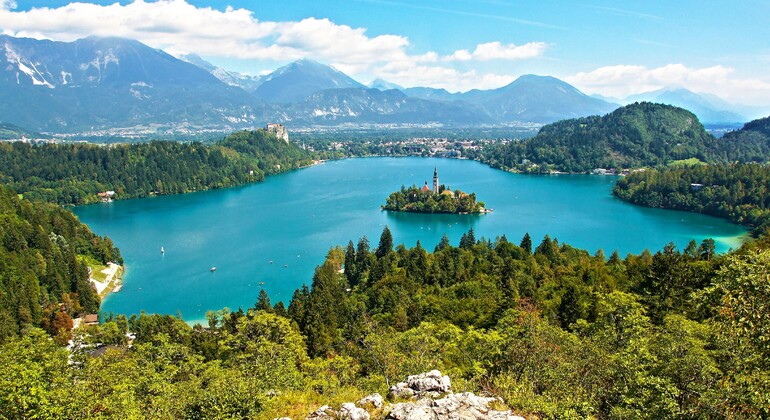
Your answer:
[266,123,289,142]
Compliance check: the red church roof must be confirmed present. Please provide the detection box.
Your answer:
[421,182,431,192]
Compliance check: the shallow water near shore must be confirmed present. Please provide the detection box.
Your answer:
[74,157,747,323]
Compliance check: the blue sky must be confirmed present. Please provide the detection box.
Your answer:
[2,0,769,105]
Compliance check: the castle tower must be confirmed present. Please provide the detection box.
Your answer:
[432,167,439,194]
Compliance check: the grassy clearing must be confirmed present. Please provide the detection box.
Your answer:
[668,157,704,166]
[78,255,108,282]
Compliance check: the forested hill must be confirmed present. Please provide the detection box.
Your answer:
[711,116,770,162]
[479,102,716,172]
[0,185,121,343]
[614,162,770,233]
[0,129,312,205]
[5,227,768,418]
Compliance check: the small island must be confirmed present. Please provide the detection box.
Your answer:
[382,167,491,214]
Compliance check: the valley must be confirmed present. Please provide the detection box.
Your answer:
[1,3,769,417]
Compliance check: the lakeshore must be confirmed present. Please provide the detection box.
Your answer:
[89,262,124,299]
[74,157,747,320]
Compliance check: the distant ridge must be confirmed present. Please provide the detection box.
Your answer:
[254,59,363,103]
[626,87,747,123]
[1,34,759,134]
[0,35,265,132]
[180,53,263,92]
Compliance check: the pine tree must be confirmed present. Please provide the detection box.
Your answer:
[520,232,532,254]
[376,226,393,258]
[255,289,272,312]
[435,234,451,252]
[344,240,357,286]
[459,228,476,249]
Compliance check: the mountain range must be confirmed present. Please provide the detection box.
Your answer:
[0,35,758,134]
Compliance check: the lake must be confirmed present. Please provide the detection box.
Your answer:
[73,157,747,323]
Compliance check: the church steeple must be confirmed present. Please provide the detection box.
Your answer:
[432,167,439,194]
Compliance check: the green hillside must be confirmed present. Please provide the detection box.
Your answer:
[0,129,312,205]
[480,102,716,172]
[615,162,770,234]
[711,116,770,162]
[0,185,121,343]
[0,122,45,140]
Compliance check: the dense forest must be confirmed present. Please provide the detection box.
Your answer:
[614,163,770,234]
[3,226,769,418]
[0,185,121,343]
[709,116,770,162]
[0,129,312,205]
[478,102,718,173]
[382,185,486,214]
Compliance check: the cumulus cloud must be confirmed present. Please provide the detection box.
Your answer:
[373,60,515,92]
[447,41,547,61]
[566,63,770,106]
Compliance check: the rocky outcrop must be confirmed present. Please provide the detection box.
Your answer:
[386,392,523,420]
[387,370,451,399]
[358,393,384,409]
[304,371,523,420]
[340,402,371,420]
[306,405,336,420]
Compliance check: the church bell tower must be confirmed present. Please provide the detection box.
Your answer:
[432,167,439,194]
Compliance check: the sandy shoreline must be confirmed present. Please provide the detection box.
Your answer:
[90,262,123,298]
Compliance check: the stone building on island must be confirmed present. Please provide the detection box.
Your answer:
[432,166,439,194]
[420,167,441,194]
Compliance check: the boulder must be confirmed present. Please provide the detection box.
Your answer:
[386,401,437,420]
[358,393,384,409]
[384,373,524,420]
[407,370,451,393]
[339,402,370,420]
[306,405,336,420]
[388,370,451,399]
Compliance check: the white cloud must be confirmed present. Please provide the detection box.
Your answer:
[446,41,547,61]
[566,63,770,106]
[373,60,515,92]
[0,1,16,11]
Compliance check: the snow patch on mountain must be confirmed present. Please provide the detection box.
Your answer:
[4,43,54,88]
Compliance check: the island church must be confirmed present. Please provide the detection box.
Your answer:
[421,167,440,194]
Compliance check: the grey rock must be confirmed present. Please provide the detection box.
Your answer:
[407,370,451,393]
[386,401,437,420]
[306,405,337,420]
[339,402,370,420]
[388,370,451,400]
[358,393,384,409]
[384,374,524,420]
[388,382,416,400]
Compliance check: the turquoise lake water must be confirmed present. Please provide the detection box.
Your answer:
[73,157,748,323]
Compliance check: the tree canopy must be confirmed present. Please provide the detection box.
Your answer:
[0,129,312,205]
[383,184,486,214]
